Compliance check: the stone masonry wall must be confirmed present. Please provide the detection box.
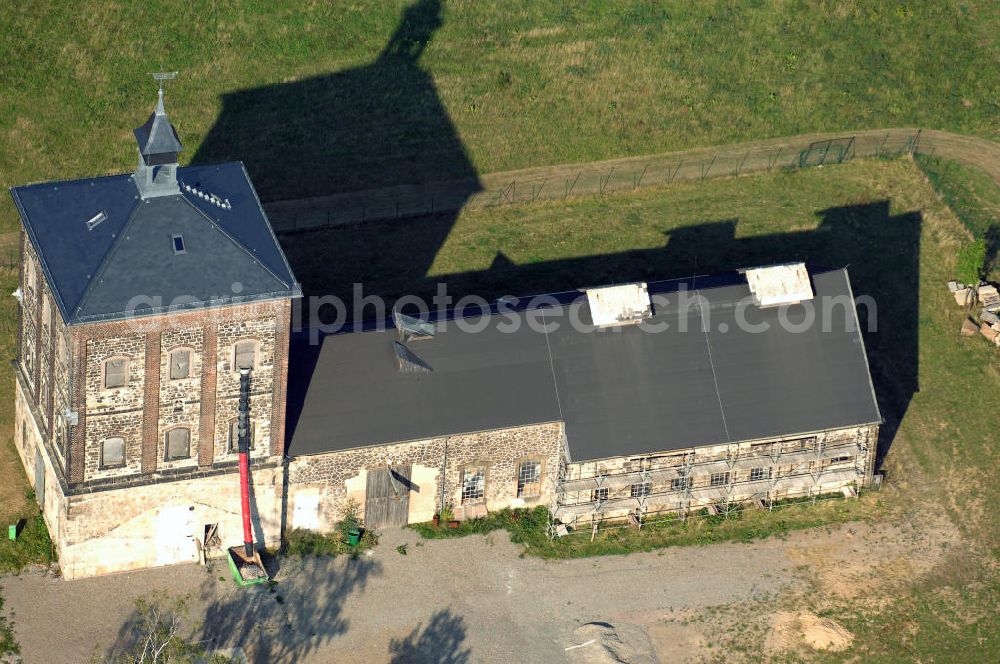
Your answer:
[66,298,290,486]
[84,333,146,480]
[287,422,564,532]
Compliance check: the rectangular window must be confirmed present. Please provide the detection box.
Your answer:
[750,467,772,482]
[516,460,541,498]
[592,487,609,502]
[101,437,125,469]
[165,428,191,461]
[172,234,186,254]
[671,477,690,492]
[630,481,651,498]
[829,455,852,464]
[228,419,255,453]
[710,472,730,487]
[104,358,128,388]
[169,348,191,380]
[235,340,256,370]
[461,467,486,504]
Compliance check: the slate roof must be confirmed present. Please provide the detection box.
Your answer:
[11,162,299,324]
[287,268,881,462]
[134,105,183,158]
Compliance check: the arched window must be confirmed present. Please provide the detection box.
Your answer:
[234,340,257,371]
[103,357,129,389]
[228,419,255,453]
[101,437,125,469]
[168,347,192,380]
[165,427,191,461]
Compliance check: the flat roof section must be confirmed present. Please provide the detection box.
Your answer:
[286,268,881,462]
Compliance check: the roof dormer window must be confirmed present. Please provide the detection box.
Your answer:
[172,234,186,254]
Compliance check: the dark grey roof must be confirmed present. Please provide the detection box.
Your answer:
[134,103,183,158]
[287,268,881,462]
[11,162,299,324]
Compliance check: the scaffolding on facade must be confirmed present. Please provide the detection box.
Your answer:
[551,428,871,534]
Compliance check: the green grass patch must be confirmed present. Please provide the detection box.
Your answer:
[410,497,882,559]
[0,589,18,659]
[915,154,1000,277]
[1,1,998,232]
[282,527,378,558]
[0,511,55,574]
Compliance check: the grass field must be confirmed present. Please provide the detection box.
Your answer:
[348,157,998,659]
[1,1,998,232]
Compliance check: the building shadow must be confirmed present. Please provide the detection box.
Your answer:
[192,0,480,304]
[389,609,471,664]
[286,200,920,465]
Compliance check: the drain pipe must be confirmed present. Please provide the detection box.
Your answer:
[238,367,253,558]
[439,437,448,514]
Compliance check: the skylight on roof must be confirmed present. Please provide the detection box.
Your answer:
[172,234,186,254]
[745,263,814,307]
[584,282,652,327]
[85,211,107,231]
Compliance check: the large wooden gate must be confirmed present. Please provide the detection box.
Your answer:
[365,465,411,529]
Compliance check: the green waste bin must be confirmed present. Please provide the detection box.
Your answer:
[348,529,361,546]
[8,524,16,541]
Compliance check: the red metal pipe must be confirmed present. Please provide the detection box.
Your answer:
[239,449,252,557]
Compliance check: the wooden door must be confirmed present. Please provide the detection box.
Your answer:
[365,465,411,529]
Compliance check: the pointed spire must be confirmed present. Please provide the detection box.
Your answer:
[134,72,182,198]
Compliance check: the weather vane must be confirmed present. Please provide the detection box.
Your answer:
[150,71,178,94]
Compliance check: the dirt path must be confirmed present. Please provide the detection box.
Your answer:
[263,128,1000,233]
[0,510,959,664]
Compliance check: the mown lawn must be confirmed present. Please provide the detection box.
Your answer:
[1,1,998,231]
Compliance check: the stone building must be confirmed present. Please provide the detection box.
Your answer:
[10,86,299,578]
[10,88,881,580]
[286,267,881,532]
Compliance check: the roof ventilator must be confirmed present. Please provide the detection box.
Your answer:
[181,182,231,210]
[394,306,435,342]
[744,263,814,307]
[584,282,652,327]
[85,211,107,231]
[393,341,432,373]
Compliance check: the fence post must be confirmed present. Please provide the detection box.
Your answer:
[669,160,682,183]
[701,154,717,180]
[634,163,649,190]
[768,147,781,171]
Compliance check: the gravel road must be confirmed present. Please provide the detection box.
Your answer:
[1,525,806,664]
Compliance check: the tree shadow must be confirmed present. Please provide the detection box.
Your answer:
[198,555,380,663]
[103,556,381,663]
[388,609,471,664]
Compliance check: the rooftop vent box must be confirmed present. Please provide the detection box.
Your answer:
[584,282,652,327]
[745,263,813,307]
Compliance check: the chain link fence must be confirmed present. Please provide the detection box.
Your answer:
[265,130,926,234]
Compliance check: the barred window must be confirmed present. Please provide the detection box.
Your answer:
[630,481,651,498]
[750,467,772,481]
[104,357,128,389]
[165,427,191,461]
[592,487,609,502]
[228,419,255,453]
[461,466,486,504]
[516,460,541,498]
[710,472,730,487]
[169,348,191,380]
[234,340,257,370]
[101,437,125,468]
[671,477,690,491]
